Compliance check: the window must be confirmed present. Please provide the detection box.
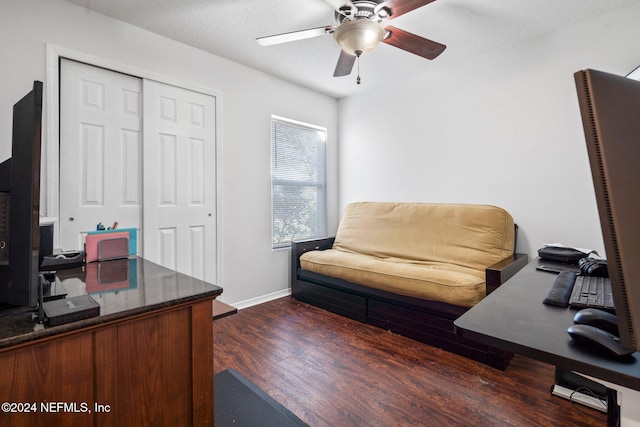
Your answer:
[271,116,327,249]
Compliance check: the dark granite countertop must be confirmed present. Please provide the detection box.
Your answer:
[0,257,222,349]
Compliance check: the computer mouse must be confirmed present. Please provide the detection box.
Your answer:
[573,308,619,336]
[567,324,634,357]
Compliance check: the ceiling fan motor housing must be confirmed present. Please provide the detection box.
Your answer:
[335,1,392,24]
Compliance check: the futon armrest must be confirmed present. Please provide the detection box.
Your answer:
[290,237,336,278]
[485,253,529,295]
[292,236,335,257]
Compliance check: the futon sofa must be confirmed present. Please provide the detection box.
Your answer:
[290,202,528,369]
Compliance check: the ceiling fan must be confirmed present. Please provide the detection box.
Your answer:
[256,0,446,83]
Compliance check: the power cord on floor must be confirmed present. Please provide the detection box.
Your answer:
[569,387,608,421]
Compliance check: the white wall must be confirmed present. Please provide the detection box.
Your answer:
[338,4,640,258]
[0,0,339,306]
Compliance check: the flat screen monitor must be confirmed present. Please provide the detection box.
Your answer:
[574,69,640,352]
[0,81,43,308]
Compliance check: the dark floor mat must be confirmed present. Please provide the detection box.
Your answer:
[214,369,309,427]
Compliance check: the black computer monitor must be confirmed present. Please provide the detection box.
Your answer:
[574,69,640,352]
[0,81,43,308]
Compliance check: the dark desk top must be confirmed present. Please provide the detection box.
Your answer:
[455,258,640,391]
[0,257,222,349]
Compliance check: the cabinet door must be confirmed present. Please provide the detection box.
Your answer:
[94,301,214,426]
[0,334,95,427]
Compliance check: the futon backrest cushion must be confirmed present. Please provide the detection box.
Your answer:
[332,202,515,271]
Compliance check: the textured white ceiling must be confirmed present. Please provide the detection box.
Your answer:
[65,0,640,98]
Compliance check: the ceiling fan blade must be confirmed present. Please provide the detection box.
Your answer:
[384,0,437,19]
[382,25,446,60]
[333,50,356,77]
[257,26,335,46]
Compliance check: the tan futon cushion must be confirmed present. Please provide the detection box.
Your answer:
[299,202,515,307]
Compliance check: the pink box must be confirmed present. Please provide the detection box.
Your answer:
[85,231,130,263]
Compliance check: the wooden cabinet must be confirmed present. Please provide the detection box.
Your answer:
[0,298,214,426]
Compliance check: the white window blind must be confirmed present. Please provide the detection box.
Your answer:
[271,116,327,249]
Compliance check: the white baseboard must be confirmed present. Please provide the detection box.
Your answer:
[228,289,292,311]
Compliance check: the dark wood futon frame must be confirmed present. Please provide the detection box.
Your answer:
[291,237,528,370]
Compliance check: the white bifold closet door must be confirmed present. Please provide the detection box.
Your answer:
[142,79,216,282]
[59,59,216,283]
[59,59,143,253]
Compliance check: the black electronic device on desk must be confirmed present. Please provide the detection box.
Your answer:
[40,250,85,271]
[569,275,614,312]
[32,269,98,326]
[42,294,100,326]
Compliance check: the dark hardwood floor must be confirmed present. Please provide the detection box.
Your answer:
[214,297,606,427]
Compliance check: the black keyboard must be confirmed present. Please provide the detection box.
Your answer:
[569,275,615,313]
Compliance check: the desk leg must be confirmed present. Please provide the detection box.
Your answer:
[578,373,640,427]
[607,388,620,427]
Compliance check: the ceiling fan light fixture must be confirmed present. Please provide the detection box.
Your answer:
[333,19,385,57]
